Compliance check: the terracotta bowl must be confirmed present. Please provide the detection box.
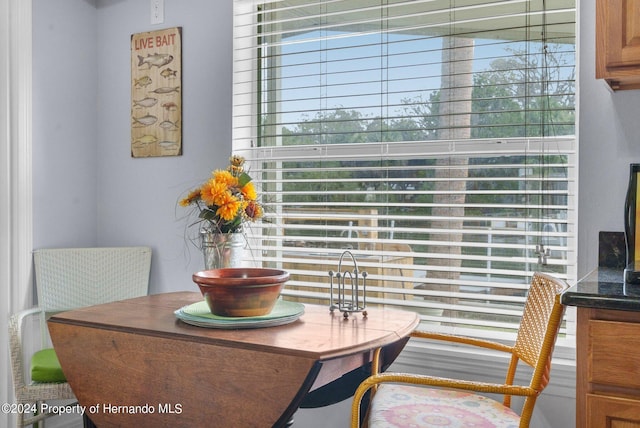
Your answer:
[192,268,290,317]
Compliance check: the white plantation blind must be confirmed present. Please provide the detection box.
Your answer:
[232,0,576,341]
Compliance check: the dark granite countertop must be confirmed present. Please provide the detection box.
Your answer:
[561,267,640,311]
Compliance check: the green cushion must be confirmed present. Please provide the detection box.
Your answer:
[31,348,66,383]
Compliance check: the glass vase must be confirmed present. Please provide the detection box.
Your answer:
[201,231,245,270]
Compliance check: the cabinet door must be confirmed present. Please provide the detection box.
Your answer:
[596,0,640,89]
[588,394,640,428]
[589,320,640,389]
[598,0,640,74]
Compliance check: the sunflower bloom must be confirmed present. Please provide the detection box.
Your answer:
[200,179,229,206]
[245,201,263,221]
[216,194,243,221]
[229,164,244,176]
[213,170,237,188]
[230,155,245,168]
[179,189,201,207]
[241,182,257,201]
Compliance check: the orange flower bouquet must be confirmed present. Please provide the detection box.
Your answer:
[180,155,263,234]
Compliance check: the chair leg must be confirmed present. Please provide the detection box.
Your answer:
[82,414,97,428]
[32,402,42,428]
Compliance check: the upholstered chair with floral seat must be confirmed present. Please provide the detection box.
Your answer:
[350,272,568,428]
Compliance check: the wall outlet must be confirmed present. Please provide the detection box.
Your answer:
[151,0,164,25]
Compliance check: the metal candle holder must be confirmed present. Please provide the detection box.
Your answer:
[329,250,368,318]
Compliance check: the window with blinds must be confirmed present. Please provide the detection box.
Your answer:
[232,0,576,341]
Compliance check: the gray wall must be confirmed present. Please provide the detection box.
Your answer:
[578,0,640,277]
[33,0,233,294]
[33,0,99,248]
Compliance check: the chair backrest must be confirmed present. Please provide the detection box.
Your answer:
[514,272,568,373]
[34,247,152,312]
[508,272,568,425]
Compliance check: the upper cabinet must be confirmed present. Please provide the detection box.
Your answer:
[596,0,640,90]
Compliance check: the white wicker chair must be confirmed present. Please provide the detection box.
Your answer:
[9,247,152,427]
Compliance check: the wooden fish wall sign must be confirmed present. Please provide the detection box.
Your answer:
[131,27,182,157]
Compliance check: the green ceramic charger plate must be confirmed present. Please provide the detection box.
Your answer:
[175,299,305,329]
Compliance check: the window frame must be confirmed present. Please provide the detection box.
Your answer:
[232,0,577,352]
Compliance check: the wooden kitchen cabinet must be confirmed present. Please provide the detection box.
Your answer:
[577,308,640,427]
[588,395,640,428]
[596,0,640,90]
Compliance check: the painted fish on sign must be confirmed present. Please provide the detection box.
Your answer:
[137,53,173,68]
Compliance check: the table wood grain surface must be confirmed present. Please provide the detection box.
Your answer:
[48,291,419,428]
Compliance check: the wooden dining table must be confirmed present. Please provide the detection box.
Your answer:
[47,291,419,427]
